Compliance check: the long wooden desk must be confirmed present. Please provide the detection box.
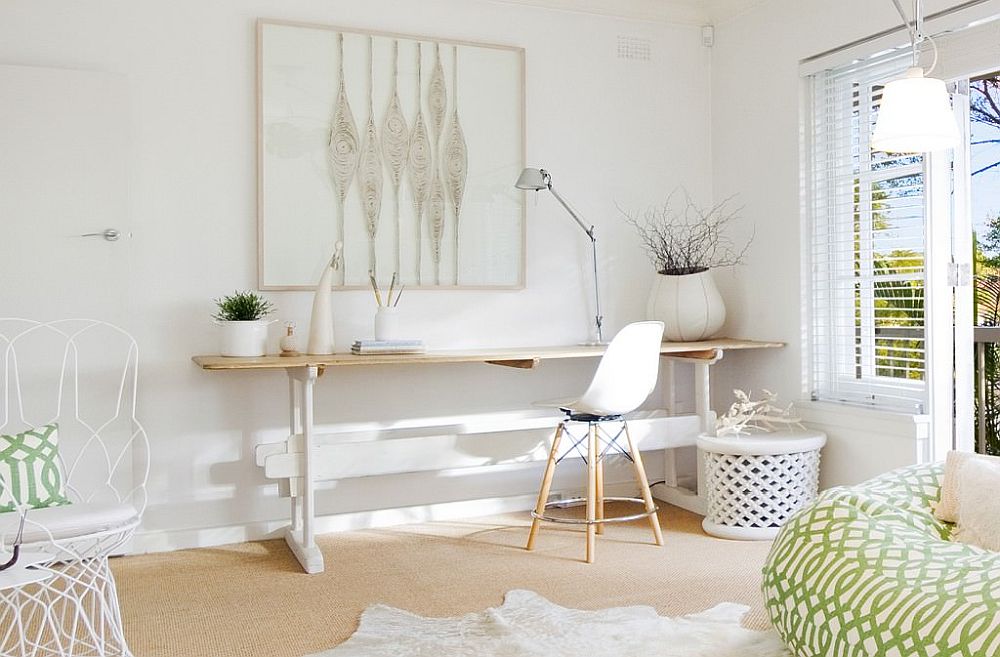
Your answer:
[193,338,782,573]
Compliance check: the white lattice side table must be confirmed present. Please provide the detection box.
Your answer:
[696,430,826,540]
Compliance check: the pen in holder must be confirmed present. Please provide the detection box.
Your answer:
[370,272,405,341]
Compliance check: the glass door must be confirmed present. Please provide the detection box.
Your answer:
[970,71,1000,455]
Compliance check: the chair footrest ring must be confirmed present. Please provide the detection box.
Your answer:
[531,497,657,525]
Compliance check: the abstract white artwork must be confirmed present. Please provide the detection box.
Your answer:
[258,19,525,290]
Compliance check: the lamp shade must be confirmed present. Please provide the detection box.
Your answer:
[871,67,960,153]
[515,168,548,191]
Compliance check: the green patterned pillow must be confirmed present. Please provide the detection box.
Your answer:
[0,423,71,513]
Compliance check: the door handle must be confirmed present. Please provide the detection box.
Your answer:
[80,228,121,242]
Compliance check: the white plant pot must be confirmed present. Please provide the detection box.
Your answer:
[219,320,271,357]
[647,270,726,342]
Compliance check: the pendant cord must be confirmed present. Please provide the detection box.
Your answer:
[889,0,921,65]
[889,0,940,74]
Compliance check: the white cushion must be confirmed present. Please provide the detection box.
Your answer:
[954,457,1000,551]
[0,500,138,544]
[934,450,1000,522]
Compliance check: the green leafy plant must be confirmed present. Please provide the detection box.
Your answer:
[213,291,275,322]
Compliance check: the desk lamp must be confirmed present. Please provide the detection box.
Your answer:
[516,167,604,344]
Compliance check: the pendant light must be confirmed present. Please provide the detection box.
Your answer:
[871,0,960,153]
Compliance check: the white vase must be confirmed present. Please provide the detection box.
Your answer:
[307,263,336,355]
[219,320,270,357]
[647,269,726,342]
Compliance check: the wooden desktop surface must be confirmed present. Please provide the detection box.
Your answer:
[192,338,783,371]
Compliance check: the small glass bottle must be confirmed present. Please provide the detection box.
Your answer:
[279,322,301,357]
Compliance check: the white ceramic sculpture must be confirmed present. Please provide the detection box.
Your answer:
[307,242,343,355]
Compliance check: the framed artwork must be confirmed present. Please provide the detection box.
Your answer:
[257,19,525,290]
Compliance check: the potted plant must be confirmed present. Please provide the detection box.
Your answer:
[620,190,752,341]
[213,290,276,357]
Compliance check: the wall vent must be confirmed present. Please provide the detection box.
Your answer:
[617,36,651,62]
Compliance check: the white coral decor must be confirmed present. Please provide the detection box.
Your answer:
[715,389,804,437]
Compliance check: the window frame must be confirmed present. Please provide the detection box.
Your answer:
[804,51,934,414]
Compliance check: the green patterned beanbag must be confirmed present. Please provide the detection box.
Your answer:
[763,463,1000,657]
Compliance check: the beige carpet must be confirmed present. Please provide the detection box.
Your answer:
[113,503,773,657]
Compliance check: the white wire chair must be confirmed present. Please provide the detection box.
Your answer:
[0,319,149,657]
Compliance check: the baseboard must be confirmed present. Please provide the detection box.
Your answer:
[651,483,706,515]
[130,482,644,555]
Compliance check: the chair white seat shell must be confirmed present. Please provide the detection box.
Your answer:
[527,321,665,563]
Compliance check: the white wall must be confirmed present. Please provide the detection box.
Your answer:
[0,0,713,549]
[708,0,986,486]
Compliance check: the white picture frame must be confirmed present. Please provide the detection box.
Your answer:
[257,18,526,290]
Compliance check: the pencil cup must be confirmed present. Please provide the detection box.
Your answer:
[374,307,400,341]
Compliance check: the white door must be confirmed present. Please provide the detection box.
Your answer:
[927,80,975,460]
[951,81,975,455]
[0,65,130,322]
[0,65,136,519]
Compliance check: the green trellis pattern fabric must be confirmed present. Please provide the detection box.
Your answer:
[763,463,1000,657]
[0,423,70,513]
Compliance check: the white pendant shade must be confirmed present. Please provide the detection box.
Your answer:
[871,67,960,153]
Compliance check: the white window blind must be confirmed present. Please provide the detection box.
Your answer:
[808,48,929,413]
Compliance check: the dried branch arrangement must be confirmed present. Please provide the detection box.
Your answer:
[715,389,804,437]
[619,189,752,275]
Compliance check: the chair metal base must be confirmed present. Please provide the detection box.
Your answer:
[0,525,136,657]
[525,416,665,563]
[532,496,658,525]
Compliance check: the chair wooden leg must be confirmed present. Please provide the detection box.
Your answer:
[623,420,664,547]
[585,422,598,563]
[526,423,565,551]
[595,437,605,535]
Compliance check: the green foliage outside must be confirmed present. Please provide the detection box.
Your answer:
[972,73,1000,456]
[854,177,925,387]
[975,230,1000,456]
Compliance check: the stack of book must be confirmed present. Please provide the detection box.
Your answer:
[351,339,426,355]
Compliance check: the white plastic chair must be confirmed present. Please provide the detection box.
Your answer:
[526,320,665,563]
[0,319,149,657]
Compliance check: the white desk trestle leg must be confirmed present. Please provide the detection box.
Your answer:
[655,349,723,514]
[692,351,722,502]
[661,359,678,488]
[284,365,325,574]
[288,375,303,534]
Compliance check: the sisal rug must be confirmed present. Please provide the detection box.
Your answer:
[306,590,790,657]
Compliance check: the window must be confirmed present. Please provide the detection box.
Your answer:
[807,50,930,413]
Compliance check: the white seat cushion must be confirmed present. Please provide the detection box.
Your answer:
[0,500,138,544]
